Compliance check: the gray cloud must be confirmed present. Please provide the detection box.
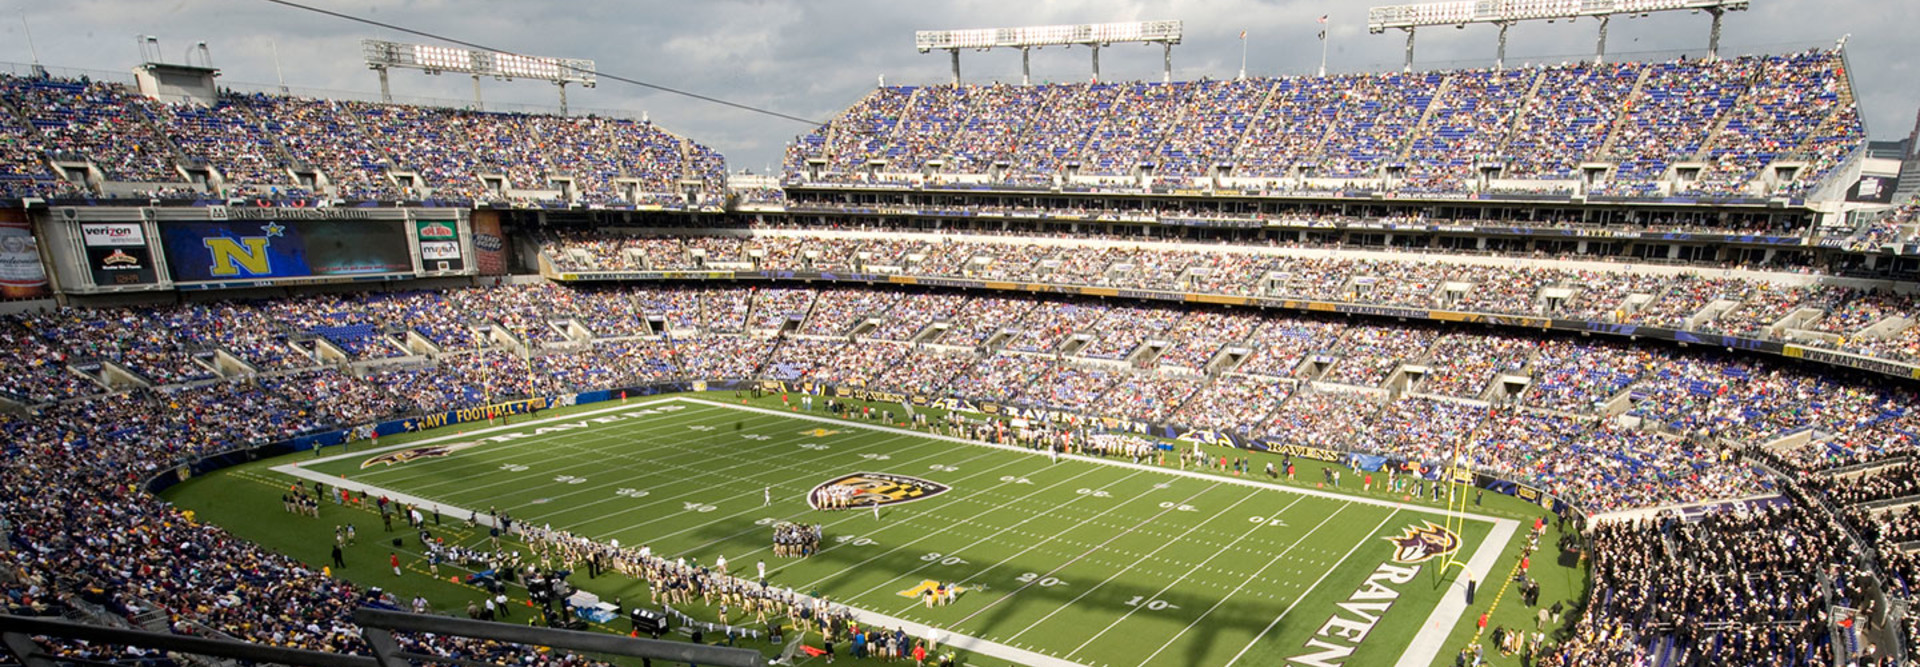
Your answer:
[2,0,1912,173]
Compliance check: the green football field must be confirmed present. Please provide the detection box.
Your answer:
[258,395,1531,667]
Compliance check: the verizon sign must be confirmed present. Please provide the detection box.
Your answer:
[80,223,147,247]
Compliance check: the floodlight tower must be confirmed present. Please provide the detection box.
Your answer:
[1367,0,1750,71]
[360,39,597,114]
[915,20,1183,85]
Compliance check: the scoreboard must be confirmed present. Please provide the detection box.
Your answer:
[37,206,475,293]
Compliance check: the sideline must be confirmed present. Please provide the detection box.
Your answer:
[272,394,1529,667]
[271,396,1092,667]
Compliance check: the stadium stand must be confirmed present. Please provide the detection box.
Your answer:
[783,51,1862,199]
[0,35,1914,667]
[0,74,724,205]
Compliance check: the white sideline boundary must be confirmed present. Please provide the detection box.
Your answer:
[268,395,1525,667]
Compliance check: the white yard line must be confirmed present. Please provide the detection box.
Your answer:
[677,397,1511,524]
[1132,501,1354,666]
[1043,490,1284,654]
[1224,508,1403,667]
[797,466,1122,594]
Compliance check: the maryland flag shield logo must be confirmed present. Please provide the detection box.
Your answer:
[809,472,950,509]
[1383,521,1462,564]
[359,441,483,469]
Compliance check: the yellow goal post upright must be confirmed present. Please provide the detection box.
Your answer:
[1439,432,1478,585]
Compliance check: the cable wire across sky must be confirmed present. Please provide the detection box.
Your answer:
[256,0,825,126]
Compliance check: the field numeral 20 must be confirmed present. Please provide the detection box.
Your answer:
[1016,572,1065,587]
[682,502,717,513]
[499,464,529,472]
[614,488,649,499]
[553,475,586,484]
[1125,596,1178,611]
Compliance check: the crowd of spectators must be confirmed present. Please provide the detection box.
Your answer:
[786,51,1861,199]
[9,276,1920,664]
[0,74,723,205]
[1545,507,1862,666]
[543,230,1920,367]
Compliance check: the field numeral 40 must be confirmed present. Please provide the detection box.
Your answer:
[614,488,649,499]
[553,475,586,484]
[1126,596,1178,611]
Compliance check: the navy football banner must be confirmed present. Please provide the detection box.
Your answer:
[159,219,414,282]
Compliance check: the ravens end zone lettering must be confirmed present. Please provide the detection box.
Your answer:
[1287,523,1463,666]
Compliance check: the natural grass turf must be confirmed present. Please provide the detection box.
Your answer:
[163,392,1586,666]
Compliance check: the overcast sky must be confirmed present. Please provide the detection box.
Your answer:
[1,0,1913,173]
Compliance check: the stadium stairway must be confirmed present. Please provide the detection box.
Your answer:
[1595,65,1657,158]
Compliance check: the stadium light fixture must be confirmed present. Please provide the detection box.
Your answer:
[1366,0,1748,70]
[914,20,1183,85]
[361,38,597,114]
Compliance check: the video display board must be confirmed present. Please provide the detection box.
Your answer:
[160,219,415,282]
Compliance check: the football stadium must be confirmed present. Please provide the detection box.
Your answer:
[0,1,1916,666]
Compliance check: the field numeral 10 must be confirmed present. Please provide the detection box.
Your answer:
[1126,596,1178,611]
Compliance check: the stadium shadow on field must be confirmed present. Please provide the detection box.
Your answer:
[682,521,1346,666]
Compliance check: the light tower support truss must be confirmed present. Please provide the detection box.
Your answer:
[1366,0,1749,68]
[915,20,1183,85]
[361,39,596,112]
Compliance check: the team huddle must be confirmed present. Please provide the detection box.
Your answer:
[772,521,821,558]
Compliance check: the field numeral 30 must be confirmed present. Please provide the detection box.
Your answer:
[1016,572,1066,587]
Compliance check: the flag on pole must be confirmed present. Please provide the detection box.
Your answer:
[1318,14,1329,23]
[1239,30,1247,40]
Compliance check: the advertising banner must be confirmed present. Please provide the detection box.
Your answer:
[415,219,465,273]
[80,222,158,286]
[0,212,49,299]
[160,219,414,282]
[471,210,508,276]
